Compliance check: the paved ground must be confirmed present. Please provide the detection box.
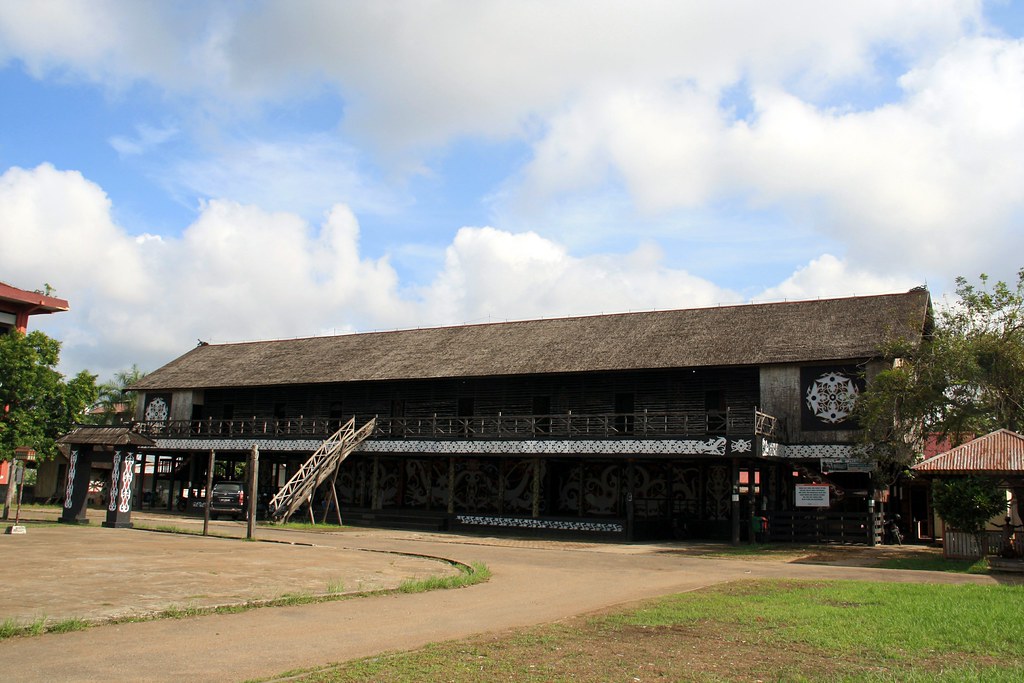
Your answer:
[0,508,1017,682]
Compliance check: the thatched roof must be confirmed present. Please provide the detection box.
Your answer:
[131,290,931,391]
[57,426,156,447]
[912,430,1024,475]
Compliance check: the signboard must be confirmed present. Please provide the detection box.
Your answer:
[795,484,830,507]
[820,457,874,474]
[0,461,8,486]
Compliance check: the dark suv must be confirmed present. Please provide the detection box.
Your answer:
[209,481,246,520]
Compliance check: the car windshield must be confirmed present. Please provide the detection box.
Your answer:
[214,483,242,493]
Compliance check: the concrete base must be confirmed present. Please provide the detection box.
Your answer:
[101,521,133,529]
[57,517,91,525]
[5,525,27,535]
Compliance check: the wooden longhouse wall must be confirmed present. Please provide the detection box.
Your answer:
[121,291,933,541]
[189,367,759,424]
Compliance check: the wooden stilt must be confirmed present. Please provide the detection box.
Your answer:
[497,458,505,515]
[532,457,541,518]
[447,456,455,514]
[371,456,380,510]
[203,450,215,537]
[321,466,343,525]
[331,483,344,528]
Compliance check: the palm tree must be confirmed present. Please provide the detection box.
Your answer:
[89,365,147,425]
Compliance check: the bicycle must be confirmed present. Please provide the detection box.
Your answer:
[886,514,903,545]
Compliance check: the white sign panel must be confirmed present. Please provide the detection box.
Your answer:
[795,484,830,508]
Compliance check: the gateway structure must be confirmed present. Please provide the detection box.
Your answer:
[124,290,931,542]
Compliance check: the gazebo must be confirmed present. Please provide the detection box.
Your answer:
[55,426,156,528]
[912,429,1024,559]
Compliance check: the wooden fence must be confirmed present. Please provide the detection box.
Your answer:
[767,511,876,545]
[943,529,1024,559]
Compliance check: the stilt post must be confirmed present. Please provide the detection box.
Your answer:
[247,444,259,539]
[203,449,215,536]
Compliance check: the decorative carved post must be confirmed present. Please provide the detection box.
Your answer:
[60,445,94,524]
[104,450,136,528]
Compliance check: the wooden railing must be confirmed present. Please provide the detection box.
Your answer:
[133,408,778,442]
[754,410,781,439]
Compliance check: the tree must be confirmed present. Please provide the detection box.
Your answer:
[856,271,1024,485]
[932,477,1006,557]
[0,330,97,461]
[89,364,147,425]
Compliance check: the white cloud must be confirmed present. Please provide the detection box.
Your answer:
[0,165,403,377]
[0,0,233,91]
[420,227,737,324]
[0,164,149,300]
[109,123,178,156]
[165,135,398,220]
[1,164,747,379]
[511,34,1024,279]
[755,254,922,302]
[0,2,981,146]
[224,1,978,154]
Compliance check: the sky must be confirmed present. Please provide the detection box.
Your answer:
[1,1,1023,381]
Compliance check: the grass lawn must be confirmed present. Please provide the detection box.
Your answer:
[279,579,1024,682]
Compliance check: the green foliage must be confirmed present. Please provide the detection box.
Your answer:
[857,272,1024,482]
[931,477,1006,534]
[0,330,97,461]
[87,364,147,425]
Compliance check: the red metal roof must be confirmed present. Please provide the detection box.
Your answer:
[0,281,69,314]
[912,429,1024,474]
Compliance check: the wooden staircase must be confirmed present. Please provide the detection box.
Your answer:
[267,417,375,524]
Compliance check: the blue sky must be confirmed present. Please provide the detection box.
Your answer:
[1,1,1023,380]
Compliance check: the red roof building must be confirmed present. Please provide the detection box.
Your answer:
[0,281,69,334]
[913,429,1024,477]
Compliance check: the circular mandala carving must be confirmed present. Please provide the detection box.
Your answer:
[805,372,858,424]
[144,397,169,422]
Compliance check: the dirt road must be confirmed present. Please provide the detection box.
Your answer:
[0,517,1009,682]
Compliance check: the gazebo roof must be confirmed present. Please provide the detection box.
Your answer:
[56,426,156,448]
[912,429,1024,476]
